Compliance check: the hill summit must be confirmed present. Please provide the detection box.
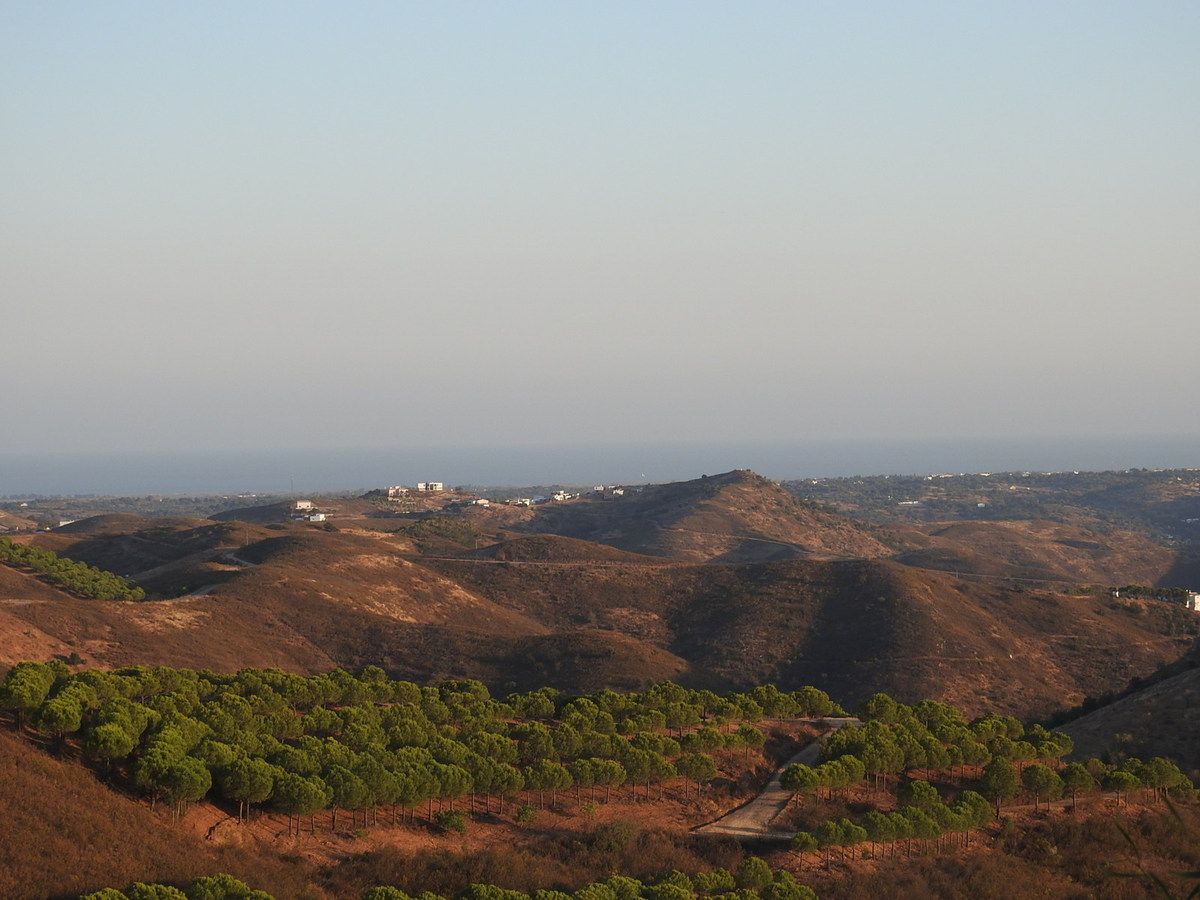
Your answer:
[525,469,893,562]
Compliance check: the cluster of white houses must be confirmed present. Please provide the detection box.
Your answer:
[386,482,443,499]
[291,500,326,522]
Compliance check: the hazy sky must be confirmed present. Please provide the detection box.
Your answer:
[3,2,1198,456]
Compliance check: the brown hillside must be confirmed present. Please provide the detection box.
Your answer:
[892,519,1178,584]
[474,534,664,564]
[1062,663,1200,774]
[3,514,1196,719]
[525,470,892,562]
[0,509,38,533]
[425,552,1200,718]
[0,729,314,900]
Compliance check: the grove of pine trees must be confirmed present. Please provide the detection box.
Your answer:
[0,537,145,601]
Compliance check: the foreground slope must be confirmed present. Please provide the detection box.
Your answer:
[0,729,312,900]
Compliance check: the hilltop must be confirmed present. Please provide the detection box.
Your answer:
[524,470,893,562]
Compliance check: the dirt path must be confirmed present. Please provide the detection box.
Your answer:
[694,717,860,841]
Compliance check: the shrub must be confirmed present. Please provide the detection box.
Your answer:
[433,810,467,835]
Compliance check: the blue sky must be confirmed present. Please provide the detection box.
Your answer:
[2,2,1198,455]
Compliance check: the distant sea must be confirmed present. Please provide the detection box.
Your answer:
[1,436,1197,496]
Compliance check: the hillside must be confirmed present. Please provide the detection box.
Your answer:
[473,534,665,564]
[1062,663,1200,774]
[425,552,1200,717]
[0,482,1197,719]
[787,467,1200,544]
[891,519,1179,585]
[525,470,893,562]
[0,509,38,533]
[0,729,313,900]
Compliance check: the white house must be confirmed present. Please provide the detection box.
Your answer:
[294,500,314,511]
[416,482,444,493]
[1186,591,1200,612]
[307,513,327,522]
[469,498,490,507]
[386,485,410,500]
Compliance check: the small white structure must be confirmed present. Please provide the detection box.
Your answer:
[608,488,625,498]
[307,513,327,522]
[387,485,410,500]
[416,482,444,493]
[552,490,575,502]
[57,519,77,528]
[294,500,314,511]
[1186,591,1200,612]
[469,498,490,507]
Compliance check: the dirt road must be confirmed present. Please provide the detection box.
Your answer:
[694,717,860,842]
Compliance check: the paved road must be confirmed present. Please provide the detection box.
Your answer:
[694,717,861,842]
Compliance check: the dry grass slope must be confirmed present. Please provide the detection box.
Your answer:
[0,729,315,900]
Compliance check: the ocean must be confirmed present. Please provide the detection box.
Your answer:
[1,435,1197,496]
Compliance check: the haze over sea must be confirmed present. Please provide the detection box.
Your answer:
[1,435,1197,496]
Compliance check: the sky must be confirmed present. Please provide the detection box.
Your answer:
[3,2,1198,460]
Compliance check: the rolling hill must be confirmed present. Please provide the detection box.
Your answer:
[890,519,1181,585]
[1,471,1198,721]
[524,470,893,562]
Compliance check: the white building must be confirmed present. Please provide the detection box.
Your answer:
[294,500,314,511]
[308,513,327,522]
[1186,591,1200,612]
[469,498,490,507]
[386,485,410,500]
[416,482,444,493]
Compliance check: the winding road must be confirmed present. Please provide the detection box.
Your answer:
[694,717,860,842]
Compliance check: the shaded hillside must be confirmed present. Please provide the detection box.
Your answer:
[33,515,277,597]
[2,512,1197,719]
[1062,661,1200,775]
[525,470,892,562]
[425,552,1200,718]
[0,729,313,900]
[891,519,1179,585]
